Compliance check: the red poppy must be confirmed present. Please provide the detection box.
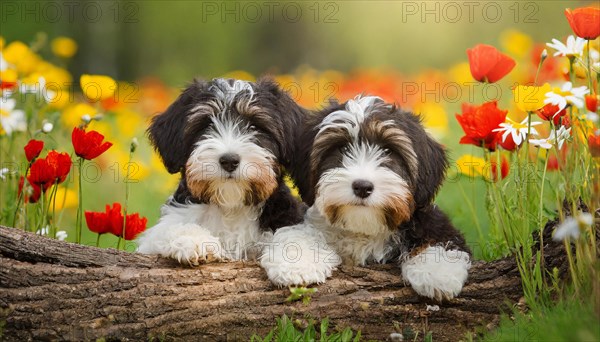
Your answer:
[585,94,598,112]
[24,139,44,162]
[537,104,567,126]
[72,127,113,160]
[589,134,600,158]
[27,151,72,192]
[456,101,508,151]
[85,203,147,240]
[467,44,516,83]
[490,156,510,181]
[0,81,17,90]
[123,213,148,240]
[565,7,600,40]
[18,176,42,203]
[547,154,560,171]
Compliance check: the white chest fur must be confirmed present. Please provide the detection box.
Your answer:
[305,207,400,265]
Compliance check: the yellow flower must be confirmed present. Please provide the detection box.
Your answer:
[222,70,256,82]
[513,83,551,112]
[500,29,533,59]
[109,149,150,181]
[413,102,448,139]
[3,41,41,75]
[456,155,486,179]
[0,68,17,83]
[54,187,78,210]
[36,62,72,85]
[448,62,473,85]
[51,37,78,58]
[0,36,5,50]
[47,89,71,109]
[115,108,142,137]
[62,103,97,127]
[80,74,117,101]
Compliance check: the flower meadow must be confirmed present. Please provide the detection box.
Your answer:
[1,4,599,339]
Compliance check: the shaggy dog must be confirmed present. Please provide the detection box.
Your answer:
[137,78,305,264]
[260,95,471,300]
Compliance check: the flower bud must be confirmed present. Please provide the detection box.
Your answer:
[42,122,53,133]
[130,137,139,153]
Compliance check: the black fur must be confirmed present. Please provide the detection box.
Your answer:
[149,78,307,231]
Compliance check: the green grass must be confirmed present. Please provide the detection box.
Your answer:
[476,299,600,342]
[251,315,361,342]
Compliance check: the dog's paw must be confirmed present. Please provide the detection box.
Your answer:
[261,256,336,287]
[259,225,341,287]
[401,245,471,301]
[167,228,223,265]
[137,223,223,266]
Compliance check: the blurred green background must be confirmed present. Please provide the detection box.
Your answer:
[2,0,585,85]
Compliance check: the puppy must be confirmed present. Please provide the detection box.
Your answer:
[137,78,305,264]
[261,95,471,300]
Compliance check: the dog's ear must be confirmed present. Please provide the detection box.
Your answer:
[412,128,448,209]
[255,77,307,166]
[147,80,207,174]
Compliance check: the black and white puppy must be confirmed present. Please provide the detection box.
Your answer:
[261,95,471,300]
[137,78,305,264]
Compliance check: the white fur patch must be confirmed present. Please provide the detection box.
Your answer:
[259,222,341,287]
[137,202,267,264]
[318,95,384,139]
[401,245,471,300]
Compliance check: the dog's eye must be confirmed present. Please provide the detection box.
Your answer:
[382,148,391,155]
[340,146,349,153]
[249,125,256,131]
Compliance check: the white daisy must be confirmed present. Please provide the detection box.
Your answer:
[553,212,594,241]
[529,126,571,150]
[493,117,541,146]
[544,82,589,113]
[41,121,53,133]
[0,97,26,135]
[0,167,10,180]
[56,231,68,241]
[546,35,586,58]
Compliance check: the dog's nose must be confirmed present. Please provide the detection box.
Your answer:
[352,179,374,199]
[219,153,241,173]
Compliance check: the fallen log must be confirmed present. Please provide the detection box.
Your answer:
[0,225,525,341]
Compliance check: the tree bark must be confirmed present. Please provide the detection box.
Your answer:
[0,225,525,341]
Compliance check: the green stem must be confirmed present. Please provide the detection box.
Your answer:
[119,150,134,250]
[50,181,59,238]
[13,164,32,229]
[12,186,25,229]
[457,180,483,240]
[568,57,575,85]
[533,52,545,86]
[538,154,549,286]
[76,158,84,244]
[587,40,593,92]
[96,233,101,248]
[38,187,45,234]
